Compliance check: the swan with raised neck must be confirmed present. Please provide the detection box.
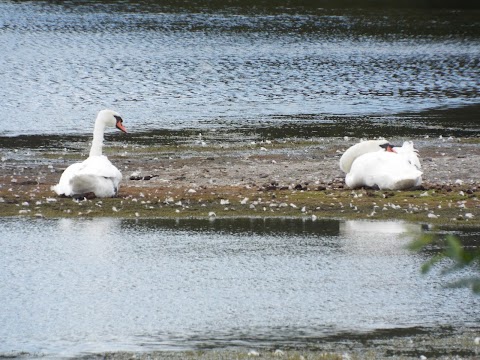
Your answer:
[89,109,127,157]
[51,109,127,198]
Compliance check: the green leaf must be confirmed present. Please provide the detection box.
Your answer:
[407,233,434,252]
[421,254,445,274]
[445,235,463,262]
[410,233,480,294]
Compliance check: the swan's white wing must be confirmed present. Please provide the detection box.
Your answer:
[51,162,84,196]
[70,174,119,198]
[70,155,122,197]
[395,141,421,170]
[75,155,122,179]
[52,155,122,197]
[345,152,422,190]
[339,139,389,173]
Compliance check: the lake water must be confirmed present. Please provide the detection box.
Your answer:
[0,1,479,137]
[1,217,479,358]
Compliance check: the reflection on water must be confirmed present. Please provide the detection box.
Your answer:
[0,2,478,136]
[0,217,479,358]
[123,217,341,236]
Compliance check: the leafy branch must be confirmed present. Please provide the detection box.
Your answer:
[408,233,480,293]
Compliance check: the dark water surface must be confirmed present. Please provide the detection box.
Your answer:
[1,217,479,358]
[0,1,479,137]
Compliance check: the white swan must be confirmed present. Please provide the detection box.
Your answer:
[340,140,422,190]
[52,109,127,198]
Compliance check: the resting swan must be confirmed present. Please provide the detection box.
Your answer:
[340,140,422,190]
[52,109,127,198]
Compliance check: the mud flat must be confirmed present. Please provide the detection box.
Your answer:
[0,134,479,226]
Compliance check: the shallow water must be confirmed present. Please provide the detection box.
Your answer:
[0,1,479,136]
[1,217,479,358]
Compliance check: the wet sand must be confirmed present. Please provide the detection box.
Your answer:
[120,136,480,190]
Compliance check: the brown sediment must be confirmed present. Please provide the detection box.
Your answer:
[0,136,479,225]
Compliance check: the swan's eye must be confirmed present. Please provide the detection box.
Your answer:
[114,115,123,123]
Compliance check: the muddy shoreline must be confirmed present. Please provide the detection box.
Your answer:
[84,328,480,360]
[1,134,479,225]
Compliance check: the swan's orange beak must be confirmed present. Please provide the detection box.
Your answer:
[116,118,127,134]
[380,143,397,153]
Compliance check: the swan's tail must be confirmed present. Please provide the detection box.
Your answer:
[51,183,67,196]
[396,141,421,169]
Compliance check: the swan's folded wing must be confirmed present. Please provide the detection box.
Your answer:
[53,155,122,197]
[76,155,122,181]
[70,174,119,197]
[51,162,84,196]
[65,157,122,197]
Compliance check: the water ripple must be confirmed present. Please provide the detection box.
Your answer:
[0,2,479,135]
[1,218,479,357]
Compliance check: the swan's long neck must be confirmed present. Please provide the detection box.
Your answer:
[340,140,389,173]
[89,120,106,157]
